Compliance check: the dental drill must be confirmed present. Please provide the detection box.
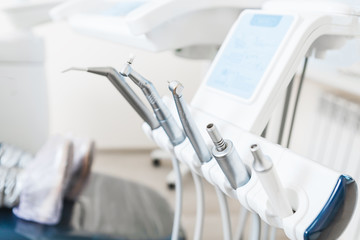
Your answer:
[168,81,212,163]
[120,57,185,146]
[120,58,185,240]
[168,81,205,240]
[63,67,160,130]
[169,81,230,240]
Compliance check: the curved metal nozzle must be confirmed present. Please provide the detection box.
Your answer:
[250,144,273,172]
[62,66,109,77]
[62,67,88,73]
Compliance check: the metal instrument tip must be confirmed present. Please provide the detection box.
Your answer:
[206,123,227,152]
[62,67,88,73]
[250,144,260,152]
[168,81,184,96]
[127,54,135,64]
[250,144,273,171]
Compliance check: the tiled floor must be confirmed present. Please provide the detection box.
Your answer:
[92,150,288,240]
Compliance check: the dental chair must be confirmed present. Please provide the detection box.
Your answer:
[0,172,185,240]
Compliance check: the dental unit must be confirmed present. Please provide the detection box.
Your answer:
[59,0,360,239]
[129,1,360,239]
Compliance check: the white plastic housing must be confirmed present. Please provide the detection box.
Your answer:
[50,0,266,52]
[142,3,360,238]
[254,162,293,218]
[146,106,349,239]
[191,4,360,135]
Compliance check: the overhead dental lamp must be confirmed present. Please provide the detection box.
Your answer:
[50,0,266,57]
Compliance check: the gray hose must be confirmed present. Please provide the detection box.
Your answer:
[215,187,232,240]
[170,154,183,240]
[191,171,205,240]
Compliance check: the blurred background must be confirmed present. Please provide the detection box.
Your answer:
[1,0,360,239]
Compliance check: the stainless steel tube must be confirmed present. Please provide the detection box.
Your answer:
[207,124,250,189]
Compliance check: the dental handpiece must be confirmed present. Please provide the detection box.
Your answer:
[250,144,293,218]
[169,81,212,163]
[120,58,186,146]
[206,124,250,189]
[63,67,160,130]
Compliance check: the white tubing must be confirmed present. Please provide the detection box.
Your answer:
[235,207,249,240]
[191,171,205,240]
[249,213,261,240]
[215,186,232,240]
[260,221,270,240]
[269,226,277,240]
[170,155,183,240]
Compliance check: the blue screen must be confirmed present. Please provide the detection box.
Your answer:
[250,15,282,27]
[206,13,294,100]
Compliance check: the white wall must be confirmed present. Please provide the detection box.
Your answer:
[0,14,50,153]
[34,22,207,150]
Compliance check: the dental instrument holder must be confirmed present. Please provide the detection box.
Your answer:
[121,58,185,146]
[142,2,360,239]
[147,106,357,239]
